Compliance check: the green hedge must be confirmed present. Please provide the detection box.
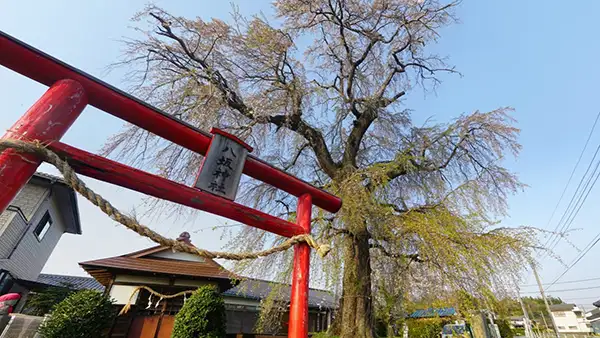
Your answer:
[37,290,115,338]
[172,285,226,338]
[407,318,451,338]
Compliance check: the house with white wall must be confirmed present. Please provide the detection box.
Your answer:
[549,304,592,333]
[0,172,81,311]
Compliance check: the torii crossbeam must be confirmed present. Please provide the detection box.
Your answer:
[0,31,341,338]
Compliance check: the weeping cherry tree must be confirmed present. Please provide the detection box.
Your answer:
[105,1,544,337]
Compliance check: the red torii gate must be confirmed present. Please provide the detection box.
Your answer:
[0,31,342,337]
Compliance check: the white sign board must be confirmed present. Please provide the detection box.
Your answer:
[195,130,250,201]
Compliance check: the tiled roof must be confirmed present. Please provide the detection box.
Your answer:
[549,304,576,312]
[409,307,457,318]
[79,243,236,287]
[32,172,67,185]
[80,256,233,281]
[588,308,600,321]
[224,279,336,309]
[36,274,104,291]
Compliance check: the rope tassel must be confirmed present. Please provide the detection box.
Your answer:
[0,139,332,261]
[119,286,195,315]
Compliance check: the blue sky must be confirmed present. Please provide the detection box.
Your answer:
[2,0,600,308]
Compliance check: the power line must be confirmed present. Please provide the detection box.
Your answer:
[520,276,600,287]
[551,158,600,245]
[545,144,600,253]
[541,112,600,252]
[532,113,600,293]
[561,295,600,301]
[522,285,600,294]
[545,233,600,291]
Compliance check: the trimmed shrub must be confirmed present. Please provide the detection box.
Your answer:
[172,285,226,338]
[407,318,450,338]
[38,289,115,338]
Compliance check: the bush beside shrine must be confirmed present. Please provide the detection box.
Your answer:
[172,285,227,338]
[37,289,115,338]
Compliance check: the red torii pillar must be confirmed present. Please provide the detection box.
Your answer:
[289,193,312,338]
[0,79,87,212]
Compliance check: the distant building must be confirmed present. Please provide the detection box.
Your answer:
[509,316,525,328]
[588,308,600,334]
[408,307,457,319]
[0,172,81,311]
[549,304,592,333]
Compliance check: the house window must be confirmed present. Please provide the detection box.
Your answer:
[34,212,52,241]
[554,312,566,317]
[558,326,565,330]
[568,326,578,330]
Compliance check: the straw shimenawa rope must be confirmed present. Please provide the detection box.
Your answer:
[118,286,196,315]
[0,139,331,260]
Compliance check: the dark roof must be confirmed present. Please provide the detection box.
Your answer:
[32,172,66,184]
[588,308,600,321]
[549,304,576,312]
[409,308,457,318]
[223,279,336,309]
[594,300,600,308]
[81,256,233,279]
[36,273,104,291]
[31,172,81,235]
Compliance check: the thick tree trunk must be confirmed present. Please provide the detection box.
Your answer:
[339,229,375,338]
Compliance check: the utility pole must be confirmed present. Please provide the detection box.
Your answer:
[530,260,561,338]
[516,284,534,338]
[540,311,549,331]
[514,277,534,338]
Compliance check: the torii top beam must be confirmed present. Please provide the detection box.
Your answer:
[0,31,342,214]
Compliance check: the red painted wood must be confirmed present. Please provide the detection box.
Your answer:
[0,31,342,214]
[47,142,305,238]
[156,315,175,338]
[288,193,312,338]
[127,316,159,338]
[0,79,87,213]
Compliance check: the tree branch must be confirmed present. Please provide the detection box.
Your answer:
[383,127,475,181]
[380,202,440,215]
[147,12,340,178]
[370,243,424,262]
